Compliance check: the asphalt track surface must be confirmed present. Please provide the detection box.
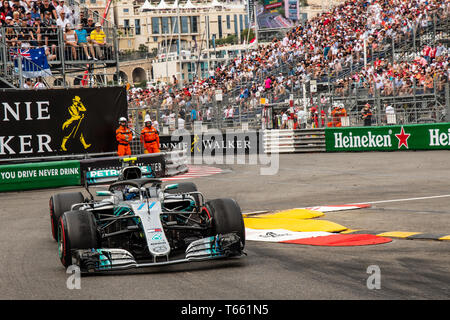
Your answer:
[1,151,449,300]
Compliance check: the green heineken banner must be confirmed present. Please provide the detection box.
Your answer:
[0,160,81,192]
[326,123,450,152]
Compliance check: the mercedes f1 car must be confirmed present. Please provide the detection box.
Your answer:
[48,161,245,273]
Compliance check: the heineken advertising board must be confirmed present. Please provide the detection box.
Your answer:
[326,123,450,152]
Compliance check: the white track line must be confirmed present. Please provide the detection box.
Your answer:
[351,194,450,205]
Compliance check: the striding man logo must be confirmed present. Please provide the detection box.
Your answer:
[60,96,91,151]
[191,134,201,153]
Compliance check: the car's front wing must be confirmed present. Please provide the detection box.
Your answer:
[72,233,244,273]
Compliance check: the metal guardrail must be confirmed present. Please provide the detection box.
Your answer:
[0,25,120,88]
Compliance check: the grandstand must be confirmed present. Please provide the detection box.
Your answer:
[0,0,120,89]
[127,0,449,131]
[1,0,448,130]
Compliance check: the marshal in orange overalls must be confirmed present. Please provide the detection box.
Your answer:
[116,125,133,156]
[140,125,160,153]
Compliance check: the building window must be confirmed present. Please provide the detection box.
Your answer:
[162,17,169,34]
[171,17,179,33]
[152,17,160,34]
[124,19,130,35]
[90,0,96,3]
[239,14,243,33]
[234,14,238,36]
[190,16,198,33]
[135,19,141,35]
[245,15,248,29]
[217,15,222,39]
[123,8,129,13]
[180,16,189,34]
[226,15,230,29]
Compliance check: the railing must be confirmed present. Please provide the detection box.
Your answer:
[0,25,120,88]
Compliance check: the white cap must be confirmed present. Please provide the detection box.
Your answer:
[119,117,127,122]
[144,114,151,123]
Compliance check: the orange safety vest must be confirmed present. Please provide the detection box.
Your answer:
[140,126,159,146]
[116,125,132,145]
[140,126,160,153]
[116,125,133,156]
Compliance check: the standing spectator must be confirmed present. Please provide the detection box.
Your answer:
[361,103,373,126]
[90,22,106,59]
[385,104,395,124]
[55,0,70,21]
[190,107,197,123]
[40,0,57,20]
[28,17,41,46]
[177,112,185,129]
[75,23,95,60]
[78,10,87,27]
[296,107,308,129]
[42,13,58,56]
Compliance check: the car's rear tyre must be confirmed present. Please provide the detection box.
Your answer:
[205,198,245,247]
[165,182,200,207]
[50,192,84,241]
[58,210,98,268]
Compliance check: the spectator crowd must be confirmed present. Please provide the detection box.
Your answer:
[127,0,449,129]
[0,0,110,67]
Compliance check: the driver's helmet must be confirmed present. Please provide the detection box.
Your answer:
[124,186,140,200]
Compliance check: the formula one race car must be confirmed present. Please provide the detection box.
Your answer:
[48,162,245,273]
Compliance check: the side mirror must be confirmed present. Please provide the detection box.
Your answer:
[164,184,178,191]
[96,191,113,196]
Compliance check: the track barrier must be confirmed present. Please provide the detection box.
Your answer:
[263,129,326,153]
[0,160,81,192]
[262,123,450,153]
[0,151,188,192]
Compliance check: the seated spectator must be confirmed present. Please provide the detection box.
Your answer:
[33,76,47,89]
[63,23,77,60]
[23,78,33,88]
[11,0,26,15]
[0,0,13,23]
[84,16,95,33]
[56,10,70,29]
[90,22,107,59]
[75,23,95,60]
[4,24,18,47]
[30,5,41,21]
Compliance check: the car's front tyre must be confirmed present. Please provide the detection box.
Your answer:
[50,192,84,241]
[205,198,245,247]
[58,210,99,268]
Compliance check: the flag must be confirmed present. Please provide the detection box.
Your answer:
[250,37,256,44]
[13,47,52,78]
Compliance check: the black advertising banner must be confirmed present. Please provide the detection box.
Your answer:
[160,131,263,155]
[0,87,127,159]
